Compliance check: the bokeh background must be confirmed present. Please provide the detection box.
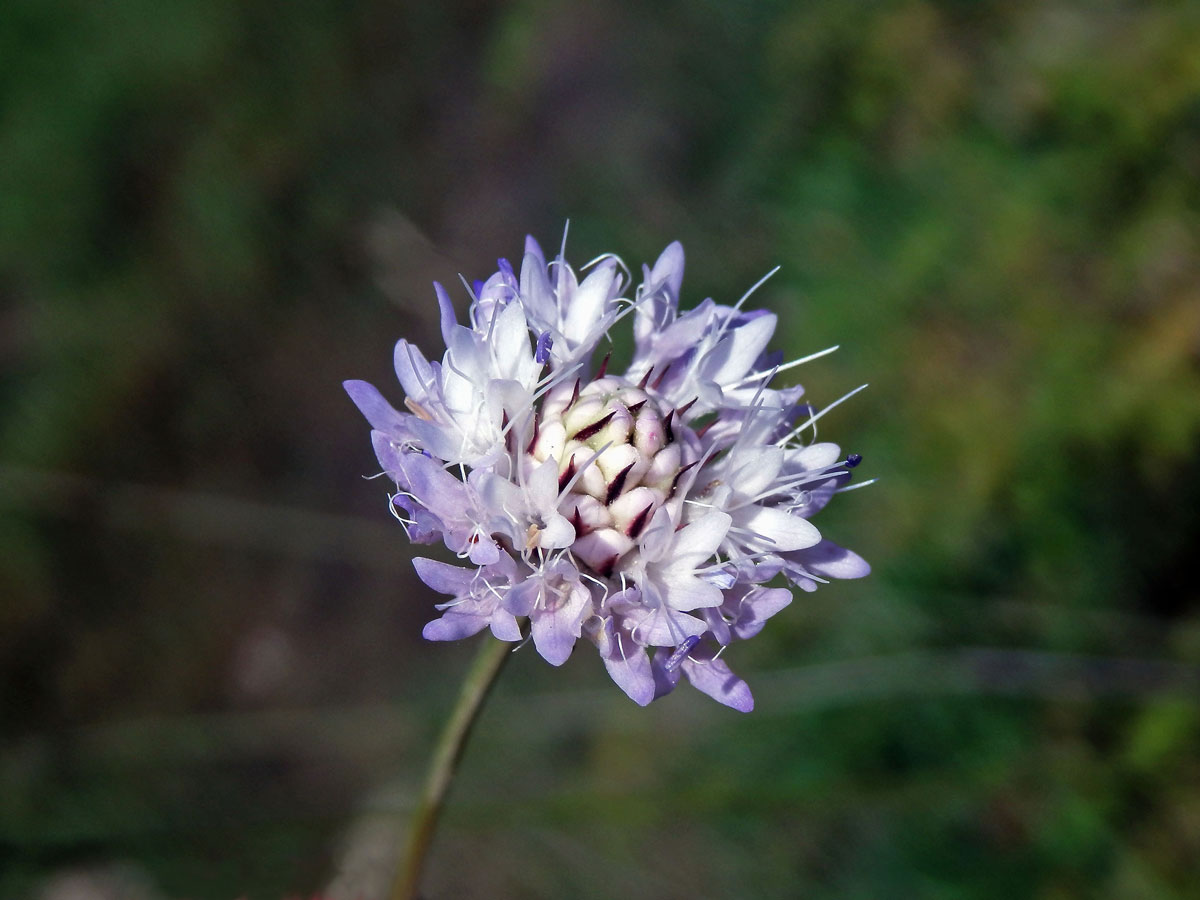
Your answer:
[4,1,1200,897]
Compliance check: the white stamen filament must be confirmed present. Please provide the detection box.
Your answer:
[837,478,877,493]
[725,344,840,390]
[781,383,869,445]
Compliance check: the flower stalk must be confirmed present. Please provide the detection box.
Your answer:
[391,634,514,900]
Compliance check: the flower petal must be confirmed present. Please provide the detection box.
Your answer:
[530,582,590,666]
[433,281,458,348]
[793,540,871,580]
[598,622,657,706]
[423,613,489,641]
[681,653,754,712]
[412,557,473,596]
[344,380,406,434]
[732,505,821,551]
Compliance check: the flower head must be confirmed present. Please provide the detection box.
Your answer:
[346,233,869,711]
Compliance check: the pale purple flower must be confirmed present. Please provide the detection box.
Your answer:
[415,552,523,642]
[346,232,870,711]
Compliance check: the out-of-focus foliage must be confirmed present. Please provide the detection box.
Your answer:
[2,1,1200,898]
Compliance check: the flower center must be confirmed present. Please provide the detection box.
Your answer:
[529,375,699,575]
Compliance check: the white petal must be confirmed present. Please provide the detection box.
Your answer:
[434,282,458,348]
[627,605,708,645]
[563,260,617,345]
[526,456,562,511]
[537,515,576,550]
[660,576,725,612]
[724,446,784,499]
[648,241,684,304]
[733,505,821,551]
[520,249,556,325]
[636,507,676,562]
[489,300,537,385]
[794,442,842,470]
[666,511,732,570]
[393,340,435,402]
[704,312,776,387]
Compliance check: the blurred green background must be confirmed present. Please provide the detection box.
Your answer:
[3,0,1200,897]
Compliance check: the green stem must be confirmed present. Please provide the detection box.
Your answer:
[390,635,514,900]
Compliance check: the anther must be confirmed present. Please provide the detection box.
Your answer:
[664,635,701,672]
[845,453,863,468]
[404,397,433,421]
